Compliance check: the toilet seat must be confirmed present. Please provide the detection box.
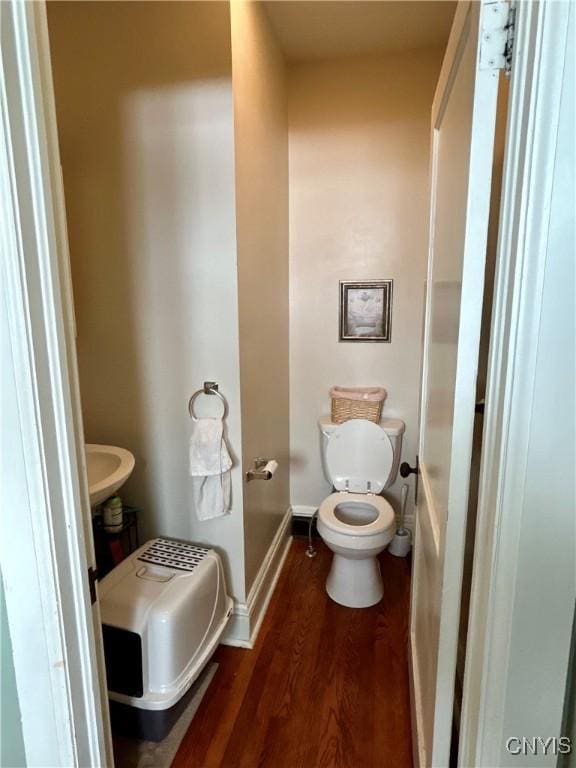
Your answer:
[319,491,395,537]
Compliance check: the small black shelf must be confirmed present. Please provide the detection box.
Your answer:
[93,505,140,579]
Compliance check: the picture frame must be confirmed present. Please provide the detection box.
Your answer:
[339,280,393,342]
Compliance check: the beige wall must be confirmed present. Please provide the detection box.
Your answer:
[49,2,439,599]
[231,2,290,594]
[47,2,248,600]
[288,48,443,519]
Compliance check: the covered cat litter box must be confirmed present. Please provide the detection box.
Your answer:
[99,537,233,741]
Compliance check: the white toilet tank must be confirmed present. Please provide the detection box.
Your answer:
[318,415,405,490]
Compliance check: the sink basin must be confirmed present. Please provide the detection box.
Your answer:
[86,444,135,507]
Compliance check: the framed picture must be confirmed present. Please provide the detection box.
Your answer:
[339,280,393,342]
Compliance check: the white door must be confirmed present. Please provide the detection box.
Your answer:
[409,2,508,766]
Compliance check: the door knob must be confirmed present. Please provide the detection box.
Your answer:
[400,456,420,505]
[400,461,418,478]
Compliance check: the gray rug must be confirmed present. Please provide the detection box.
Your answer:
[112,663,218,768]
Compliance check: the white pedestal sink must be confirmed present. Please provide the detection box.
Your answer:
[86,444,135,507]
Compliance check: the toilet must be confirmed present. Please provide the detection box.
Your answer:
[317,415,405,608]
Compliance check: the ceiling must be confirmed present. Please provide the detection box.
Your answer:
[263,1,456,62]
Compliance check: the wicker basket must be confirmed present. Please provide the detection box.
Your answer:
[330,386,387,424]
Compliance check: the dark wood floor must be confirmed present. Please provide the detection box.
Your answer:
[172,538,412,768]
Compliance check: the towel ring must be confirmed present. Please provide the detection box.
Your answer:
[188,381,228,422]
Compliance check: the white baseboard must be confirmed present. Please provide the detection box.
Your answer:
[222,508,292,649]
[290,504,318,518]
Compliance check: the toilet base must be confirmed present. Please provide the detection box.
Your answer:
[325,553,384,608]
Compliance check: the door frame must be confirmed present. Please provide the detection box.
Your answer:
[1,0,571,765]
[410,0,574,765]
[0,2,112,766]
[458,1,573,764]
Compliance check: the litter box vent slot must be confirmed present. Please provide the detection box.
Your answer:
[137,537,211,572]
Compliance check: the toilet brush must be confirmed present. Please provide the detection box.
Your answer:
[389,483,412,557]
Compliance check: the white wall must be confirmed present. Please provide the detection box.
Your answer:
[231,2,290,595]
[288,48,443,518]
[47,2,247,601]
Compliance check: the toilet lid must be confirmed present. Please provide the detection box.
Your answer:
[325,419,393,494]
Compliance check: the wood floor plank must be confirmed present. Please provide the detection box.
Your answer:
[256,548,332,768]
[172,538,412,768]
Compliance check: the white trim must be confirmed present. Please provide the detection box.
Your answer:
[459,1,572,765]
[431,1,473,123]
[223,509,292,648]
[290,504,318,518]
[34,0,114,755]
[0,2,111,765]
[223,604,251,648]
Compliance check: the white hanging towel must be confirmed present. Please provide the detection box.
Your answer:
[189,418,232,520]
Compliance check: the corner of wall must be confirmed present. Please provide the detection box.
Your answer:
[230,0,291,599]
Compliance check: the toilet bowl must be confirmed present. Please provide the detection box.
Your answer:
[317,416,405,608]
[318,491,395,607]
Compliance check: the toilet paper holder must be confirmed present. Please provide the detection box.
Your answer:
[246,458,278,482]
